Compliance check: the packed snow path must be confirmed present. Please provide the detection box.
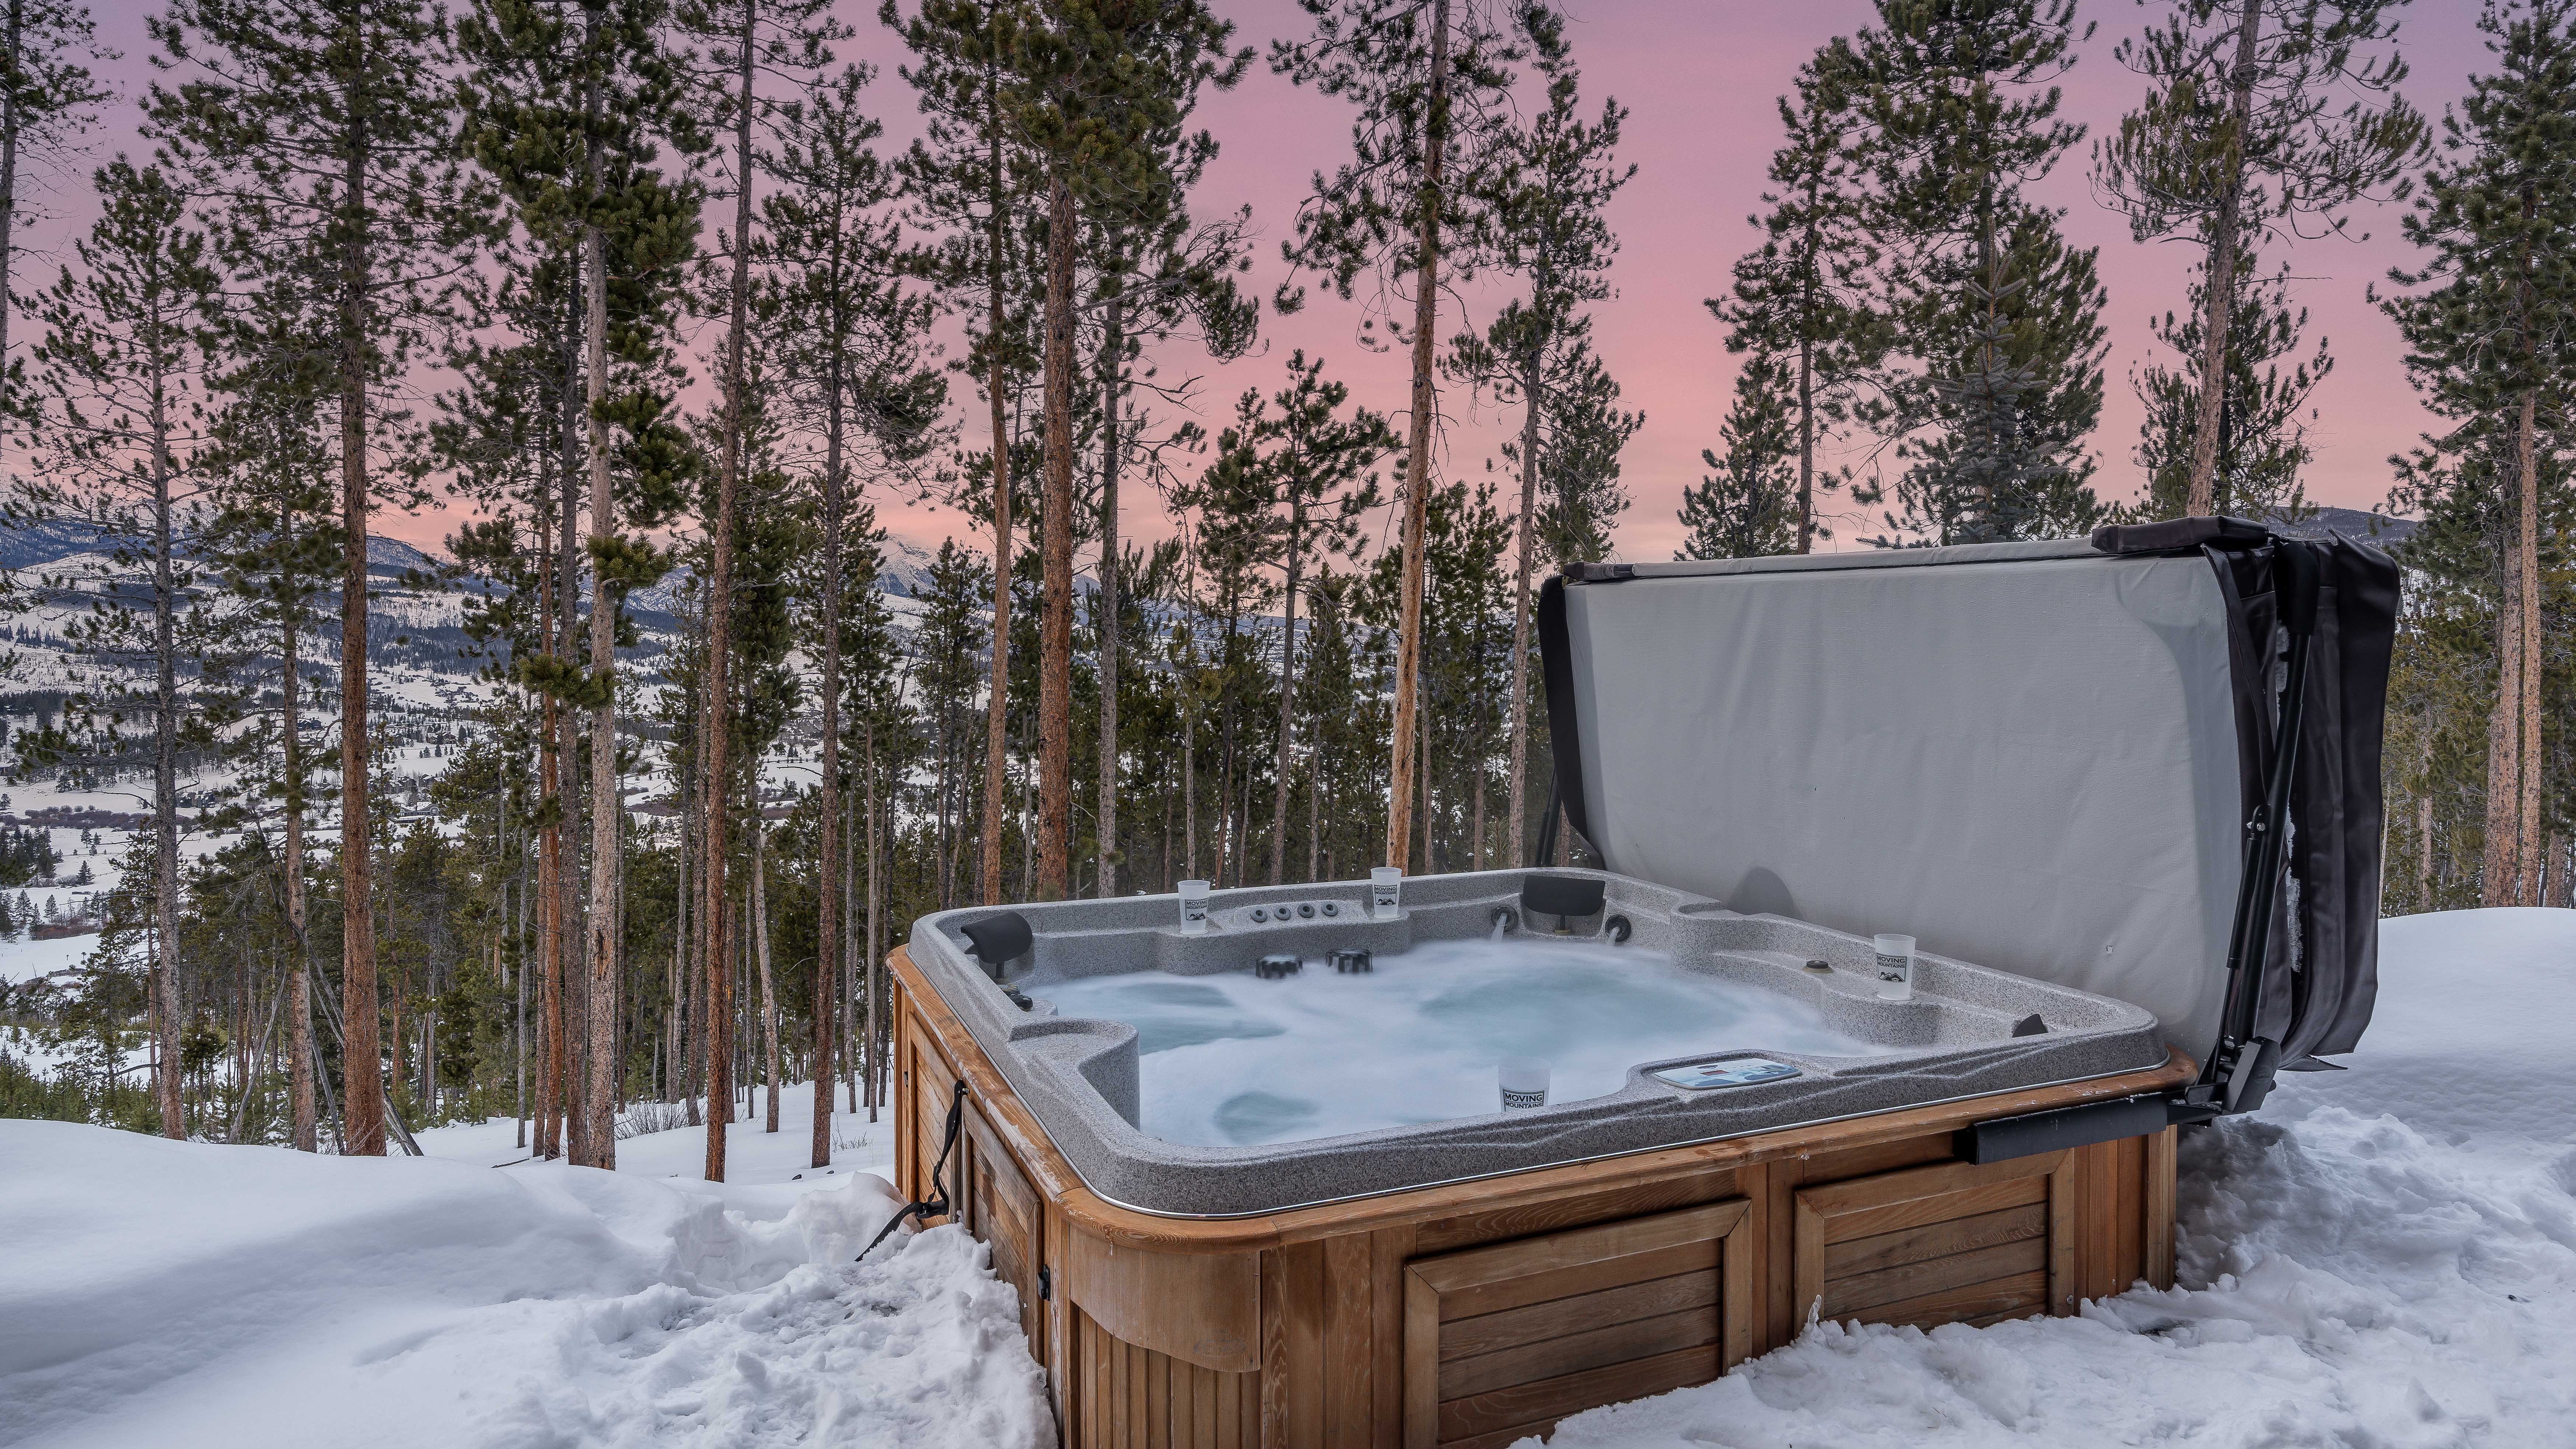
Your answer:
[3,909,2572,1447]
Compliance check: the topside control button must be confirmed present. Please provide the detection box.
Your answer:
[1298,902,1316,919]
[1321,902,1339,917]
[1249,907,1270,923]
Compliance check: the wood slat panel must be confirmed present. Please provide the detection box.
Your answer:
[1823,1237,2048,1318]
[1430,1237,1718,1324]
[1435,1344,1721,1445]
[1413,1200,1746,1302]
[1439,1305,1720,1401]
[1283,1241,1325,1449]
[1847,1268,2049,1329]
[1372,1226,1414,1449]
[1824,1203,2047,1280]
[1411,1169,1740,1256]
[1796,1151,2068,1217]
[1326,1233,1375,1448]
[1820,1174,2048,1245]
[1441,1270,1720,1362]
[2145,1126,2177,1289]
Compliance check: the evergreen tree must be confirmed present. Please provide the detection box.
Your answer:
[1528,338,1639,566]
[2384,0,2576,905]
[18,159,224,1139]
[885,0,1040,909]
[1001,0,1246,901]
[2132,247,2329,520]
[2096,0,2423,517]
[1236,352,1393,884]
[1712,42,1884,555]
[758,59,943,1165]
[0,0,112,412]
[204,278,343,1152]
[1845,0,2110,543]
[1679,351,1800,560]
[1274,0,1523,870]
[1448,3,1628,868]
[150,0,484,1156]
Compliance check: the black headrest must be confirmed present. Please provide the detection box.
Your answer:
[959,912,1034,975]
[1521,874,1606,919]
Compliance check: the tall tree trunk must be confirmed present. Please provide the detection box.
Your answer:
[700,5,754,1179]
[752,819,781,1132]
[1270,499,1305,884]
[813,365,844,1169]
[2482,397,2530,907]
[282,587,315,1151]
[1096,277,1124,899]
[579,77,622,1167]
[2184,0,2265,519]
[556,370,589,1165]
[1386,0,1452,870]
[151,367,181,1139]
[1037,172,1077,901]
[862,717,882,1122]
[1505,345,1540,867]
[2517,390,2544,905]
[337,104,384,1158]
[1795,210,1818,554]
[0,0,20,410]
[979,91,1012,908]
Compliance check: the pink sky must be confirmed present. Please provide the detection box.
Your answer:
[14,0,2493,560]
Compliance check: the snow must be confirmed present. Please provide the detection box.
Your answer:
[1039,937,1889,1147]
[0,1090,1046,1449]
[1537,907,2576,1448]
[3,908,2571,1448]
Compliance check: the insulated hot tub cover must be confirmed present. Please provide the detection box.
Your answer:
[1539,516,2398,1115]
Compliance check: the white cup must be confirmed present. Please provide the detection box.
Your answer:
[1498,1057,1550,1111]
[1371,865,1403,919]
[1179,879,1211,935]
[1874,933,1916,1002]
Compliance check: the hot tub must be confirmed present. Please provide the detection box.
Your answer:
[907,868,2167,1218]
[885,525,2396,1449]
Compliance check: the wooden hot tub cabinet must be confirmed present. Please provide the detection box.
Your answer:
[887,947,2189,1449]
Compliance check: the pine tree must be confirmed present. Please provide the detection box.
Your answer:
[1234,353,1393,884]
[1274,0,1523,871]
[19,159,224,1139]
[1679,351,1801,560]
[886,0,1040,909]
[996,0,1247,901]
[205,279,343,1152]
[1713,43,1886,554]
[759,60,943,1165]
[150,0,483,1156]
[1448,4,1627,868]
[2132,247,2328,520]
[2384,0,2576,906]
[1526,339,1638,567]
[2095,0,2422,517]
[1842,0,2108,543]
[0,0,112,413]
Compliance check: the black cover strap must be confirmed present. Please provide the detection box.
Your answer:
[2091,514,2274,555]
[858,1079,968,1263]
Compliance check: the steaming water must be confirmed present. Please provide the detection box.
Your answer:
[1035,937,1893,1148]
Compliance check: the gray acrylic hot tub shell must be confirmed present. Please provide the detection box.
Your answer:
[908,869,2168,1218]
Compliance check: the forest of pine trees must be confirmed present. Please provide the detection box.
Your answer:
[0,0,2568,1158]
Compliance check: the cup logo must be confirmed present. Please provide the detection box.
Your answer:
[1876,952,1908,983]
[1500,1087,1547,1110]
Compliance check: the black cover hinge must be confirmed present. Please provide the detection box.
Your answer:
[1037,1264,1053,1301]
[1954,1093,2174,1165]
[1563,562,1637,584]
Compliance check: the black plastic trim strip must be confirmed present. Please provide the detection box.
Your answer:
[1954,1093,2173,1165]
[1536,575,1593,855]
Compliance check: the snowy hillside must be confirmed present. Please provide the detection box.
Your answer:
[3,907,2571,1448]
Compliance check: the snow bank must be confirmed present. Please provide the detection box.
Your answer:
[1539,907,2576,1448]
[0,1122,1049,1448]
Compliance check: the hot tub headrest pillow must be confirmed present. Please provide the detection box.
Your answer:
[960,912,1034,976]
[1522,874,1606,920]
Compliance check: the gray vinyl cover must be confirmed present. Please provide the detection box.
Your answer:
[1553,540,2246,1055]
